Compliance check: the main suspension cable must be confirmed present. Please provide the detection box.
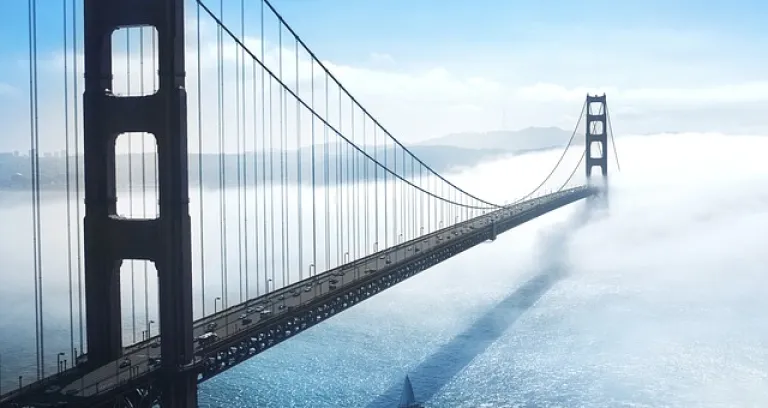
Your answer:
[558,151,586,192]
[513,100,586,203]
[258,0,502,209]
[196,1,501,211]
[606,106,622,172]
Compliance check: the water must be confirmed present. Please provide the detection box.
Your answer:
[2,132,768,406]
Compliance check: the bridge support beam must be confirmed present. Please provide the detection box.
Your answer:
[83,0,196,406]
[585,94,608,181]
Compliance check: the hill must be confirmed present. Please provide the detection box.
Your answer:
[421,126,583,152]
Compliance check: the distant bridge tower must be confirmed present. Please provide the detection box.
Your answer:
[83,0,196,405]
[585,94,608,180]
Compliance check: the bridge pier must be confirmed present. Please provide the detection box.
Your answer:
[83,0,196,406]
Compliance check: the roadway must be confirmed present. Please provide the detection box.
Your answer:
[4,187,590,402]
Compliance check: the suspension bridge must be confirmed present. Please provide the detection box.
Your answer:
[0,0,620,407]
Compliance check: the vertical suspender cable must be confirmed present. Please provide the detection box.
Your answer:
[374,127,379,248]
[196,0,207,317]
[260,0,269,291]
[252,57,260,296]
[240,0,250,301]
[278,26,286,286]
[62,0,75,363]
[346,87,352,259]
[126,26,137,345]
[324,76,330,271]
[363,116,369,255]
[222,0,231,307]
[139,23,150,334]
[311,61,317,277]
[393,138,397,246]
[296,40,303,281]
[337,88,342,265]
[71,0,84,356]
[411,156,415,238]
[27,0,44,378]
[400,149,408,241]
[216,0,226,307]
[235,1,244,304]
[346,104,351,257]
[150,25,159,323]
[280,26,290,286]
[384,133,387,248]
[269,60,276,290]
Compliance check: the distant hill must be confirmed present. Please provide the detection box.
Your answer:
[0,127,581,191]
[421,126,584,152]
[0,144,511,191]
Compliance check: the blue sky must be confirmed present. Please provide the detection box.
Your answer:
[0,0,767,153]
[272,0,766,56]
[2,0,765,74]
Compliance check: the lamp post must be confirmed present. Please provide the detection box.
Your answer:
[214,297,221,314]
[57,352,65,373]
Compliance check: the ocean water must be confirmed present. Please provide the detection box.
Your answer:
[2,132,768,406]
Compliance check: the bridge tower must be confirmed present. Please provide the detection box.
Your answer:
[585,94,608,180]
[83,0,196,405]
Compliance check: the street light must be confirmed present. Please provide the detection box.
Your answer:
[57,352,65,373]
[214,297,221,314]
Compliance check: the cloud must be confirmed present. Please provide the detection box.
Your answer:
[0,82,15,95]
[3,8,768,157]
[0,17,509,154]
[516,82,768,105]
[369,52,395,66]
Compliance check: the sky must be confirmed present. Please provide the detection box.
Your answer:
[0,0,767,154]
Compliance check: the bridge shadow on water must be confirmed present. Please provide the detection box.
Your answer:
[366,196,606,408]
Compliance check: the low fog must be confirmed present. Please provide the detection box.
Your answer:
[1,131,767,406]
[201,131,768,407]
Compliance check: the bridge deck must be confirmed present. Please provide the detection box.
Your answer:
[1,186,595,407]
